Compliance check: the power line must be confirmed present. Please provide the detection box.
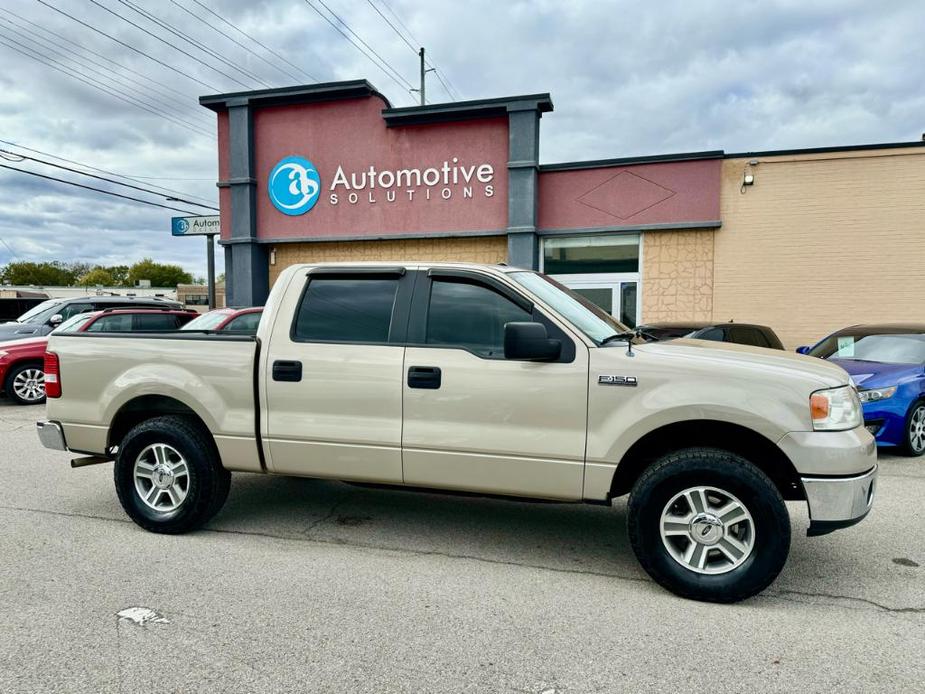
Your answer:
[0,17,213,129]
[0,34,213,137]
[85,0,255,90]
[302,0,415,98]
[4,8,201,107]
[34,0,219,91]
[364,0,459,101]
[186,0,319,83]
[0,139,217,203]
[169,0,311,85]
[0,148,218,210]
[0,163,205,215]
[113,0,273,89]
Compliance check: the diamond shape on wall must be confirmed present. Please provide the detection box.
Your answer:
[576,171,676,220]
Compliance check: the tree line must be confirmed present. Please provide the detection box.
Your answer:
[0,259,197,288]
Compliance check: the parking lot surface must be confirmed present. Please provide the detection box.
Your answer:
[1,398,923,693]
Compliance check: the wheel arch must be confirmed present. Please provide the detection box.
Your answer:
[609,419,804,501]
[108,395,212,453]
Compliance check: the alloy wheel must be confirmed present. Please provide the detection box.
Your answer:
[910,405,925,454]
[12,368,45,403]
[133,443,190,513]
[659,486,756,575]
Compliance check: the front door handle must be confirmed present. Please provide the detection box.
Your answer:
[408,366,441,389]
[272,360,302,382]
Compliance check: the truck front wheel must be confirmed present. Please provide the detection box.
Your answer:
[114,415,231,534]
[627,447,790,603]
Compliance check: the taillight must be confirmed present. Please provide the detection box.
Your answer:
[44,352,61,398]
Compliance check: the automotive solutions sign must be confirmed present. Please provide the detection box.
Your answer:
[267,155,495,216]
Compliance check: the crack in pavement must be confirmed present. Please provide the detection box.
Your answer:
[3,502,924,616]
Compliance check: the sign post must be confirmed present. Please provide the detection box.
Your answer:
[171,215,220,309]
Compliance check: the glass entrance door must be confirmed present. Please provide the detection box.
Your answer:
[552,275,639,328]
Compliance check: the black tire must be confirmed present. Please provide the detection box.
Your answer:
[3,361,46,406]
[114,415,231,534]
[900,401,925,457]
[627,447,790,603]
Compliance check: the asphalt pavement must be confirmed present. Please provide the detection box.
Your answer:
[1,398,922,693]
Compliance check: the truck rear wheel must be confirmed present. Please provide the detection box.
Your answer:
[114,415,230,534]
[627,447,790,603]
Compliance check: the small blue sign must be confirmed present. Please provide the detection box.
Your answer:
[268,156,321,216]
[171,215,220,236]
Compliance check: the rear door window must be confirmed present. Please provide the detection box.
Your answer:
[224,312,262,333]
[293,278,399,343]
[85,314,133,332]
[134,314,182,331]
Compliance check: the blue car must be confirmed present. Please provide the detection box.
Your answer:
[798,324,925,456]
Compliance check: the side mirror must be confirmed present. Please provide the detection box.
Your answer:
[795,346,811,355]
[504,322,561,361]
[48,314,64,326]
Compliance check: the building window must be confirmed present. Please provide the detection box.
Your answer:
[540,234,642,327]
[542,233,639,275]
[185,294,209,306]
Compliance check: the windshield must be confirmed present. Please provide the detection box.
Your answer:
[810,330,925,364]
[181,311,231,331]
[52,312,97,334]
[16,299,63,324]
[509,271,630,343]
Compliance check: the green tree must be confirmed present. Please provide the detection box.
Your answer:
[127,258,193,287]
[78,267,116,287]
[0,261,78,285]
[108,265,130,286]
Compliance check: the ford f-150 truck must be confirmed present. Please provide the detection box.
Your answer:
[36,262,877,602]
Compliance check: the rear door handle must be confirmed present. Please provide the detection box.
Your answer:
[408,366,441,389]
[272,360,302,382]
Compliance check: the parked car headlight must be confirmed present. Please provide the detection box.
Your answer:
[857,386,897,403]
[810,385,862,431]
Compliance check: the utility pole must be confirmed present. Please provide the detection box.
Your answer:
[414,47,435,106]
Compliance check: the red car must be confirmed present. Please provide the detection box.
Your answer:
[0,308,198,405]
[181,307,263,334]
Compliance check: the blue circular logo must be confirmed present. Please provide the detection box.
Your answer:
[268,156,321,216]
[176,219,189,233]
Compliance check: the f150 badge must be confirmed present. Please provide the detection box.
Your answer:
[599,375,638,386]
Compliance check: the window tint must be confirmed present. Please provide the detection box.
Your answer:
[293,278,398,343]
[695,327,726,342]
[426,279,532,357]
[733,326,771,348]
[86,314,133,332]
[60,303,93,320]
[135,314,181,331]
[224,312,262,333]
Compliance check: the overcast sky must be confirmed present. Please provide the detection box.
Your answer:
[0,0,922,279]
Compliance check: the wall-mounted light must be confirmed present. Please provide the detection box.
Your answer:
[740,159,759,193]
[270,247,277,265]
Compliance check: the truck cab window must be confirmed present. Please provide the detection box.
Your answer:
[293,277,399,343]
[425,279,532,358]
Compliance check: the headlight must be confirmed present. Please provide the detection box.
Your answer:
[810,385,862,431]
[857,386,897,403]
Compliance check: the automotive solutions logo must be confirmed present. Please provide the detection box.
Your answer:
[268,156,321,216]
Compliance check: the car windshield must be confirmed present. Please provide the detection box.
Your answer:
[52,312,97,334]
[509,271,631,344]
[181,311,231,331]
[15,299,64,324]
[810,330,925,364]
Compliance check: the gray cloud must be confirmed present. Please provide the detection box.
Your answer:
[1,0,923,277]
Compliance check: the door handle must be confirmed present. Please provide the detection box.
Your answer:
[408,366,441,389]
[272,360,303,382]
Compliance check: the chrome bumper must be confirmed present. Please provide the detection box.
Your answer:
[36,420,67,451]
[802,465,877,536]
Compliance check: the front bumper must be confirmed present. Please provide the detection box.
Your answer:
[802,465,877,536]
[36,420,67,451]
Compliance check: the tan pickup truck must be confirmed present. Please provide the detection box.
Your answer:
[37,262,877,602]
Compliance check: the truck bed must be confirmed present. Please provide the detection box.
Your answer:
[45,332,262,471]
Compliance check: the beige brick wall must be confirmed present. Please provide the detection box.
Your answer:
[641,230,714,322]
[715,148,925,349]
[269,236,508,285]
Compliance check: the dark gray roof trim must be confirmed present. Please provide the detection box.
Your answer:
[382,94,553,127]
[541,150,724,171]
[725,140,925,159]
[199,79,391,112]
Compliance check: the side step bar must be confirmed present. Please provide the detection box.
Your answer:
[71,456,112,469]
